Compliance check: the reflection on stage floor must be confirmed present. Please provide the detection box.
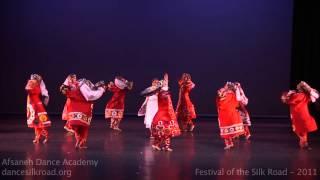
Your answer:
[0,116,319,180]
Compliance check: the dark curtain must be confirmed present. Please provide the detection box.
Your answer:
[291,0,320,119]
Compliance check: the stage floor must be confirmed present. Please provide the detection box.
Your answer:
[1,116,320,180]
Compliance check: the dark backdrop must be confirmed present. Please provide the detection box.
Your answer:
[0,0,293,117]
[291,0,320,120]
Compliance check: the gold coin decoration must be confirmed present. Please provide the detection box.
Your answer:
[39,114,48,122]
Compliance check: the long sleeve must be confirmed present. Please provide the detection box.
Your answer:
[239,87,248,105]
[241,96,248,105]
[25,81,38,95]
[108,83,120,93]
[40,80,49,97]
[310,89,319,103]
[186,82,195,91]
[25,80,34,91]
[80,83,105,101]
[287,93,305,105]
[235,88,242,102]
[138,97,148,116]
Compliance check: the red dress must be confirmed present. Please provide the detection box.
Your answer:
[62,98,71,120]
[105,84,127,119]
[216,91,244,139]
[176,81,196,123]
[151,91,181,139]
[62,82,79,121]
[63,83,104,147]
[287,92,318,134]
[65,88,94,127]
[26,81,51,128]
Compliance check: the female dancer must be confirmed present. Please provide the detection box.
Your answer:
[281,81,319,149]
[105,76,133,131]
[60,74,78,133]
[61,78,105,149]
[142,73,180,151]
[25,74,51,144]
[235,82,251,140]
[216,82,245,150]
[138,78,159,137]
[176,73,196,132]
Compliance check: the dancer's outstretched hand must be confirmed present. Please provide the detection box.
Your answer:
[164,73,168,81]
[43,96,49,106]
[108,81,114,88]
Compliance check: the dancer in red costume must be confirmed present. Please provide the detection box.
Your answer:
[60,74,78,134]
[216,82,245,150]
[281,81,319,149]
[142,73,180,152]
[105,76,133,131]
[25,74,51,144]
[176,73,196,132]
[61,78,105,149]
[234,82,251,140]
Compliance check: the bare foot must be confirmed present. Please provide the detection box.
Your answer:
[224,144,234,150]
[75,141,79,149]
[245,134,251,140]
[163,147,173,152]
[300,142,312,150]
[78,145,88,149]
[113,127,122,132]
[189,125,195,132]
[152,145,161,151]
[64,126,74,133]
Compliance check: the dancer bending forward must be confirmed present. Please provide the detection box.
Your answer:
[61,78,105,149]
[281,81,319,149]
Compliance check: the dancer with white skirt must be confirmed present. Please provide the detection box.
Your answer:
[138,79,159,137]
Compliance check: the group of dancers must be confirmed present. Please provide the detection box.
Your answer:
[25,73,319,151]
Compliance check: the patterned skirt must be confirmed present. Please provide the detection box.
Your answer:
[151,119,181,139]
[105,108,124,119]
